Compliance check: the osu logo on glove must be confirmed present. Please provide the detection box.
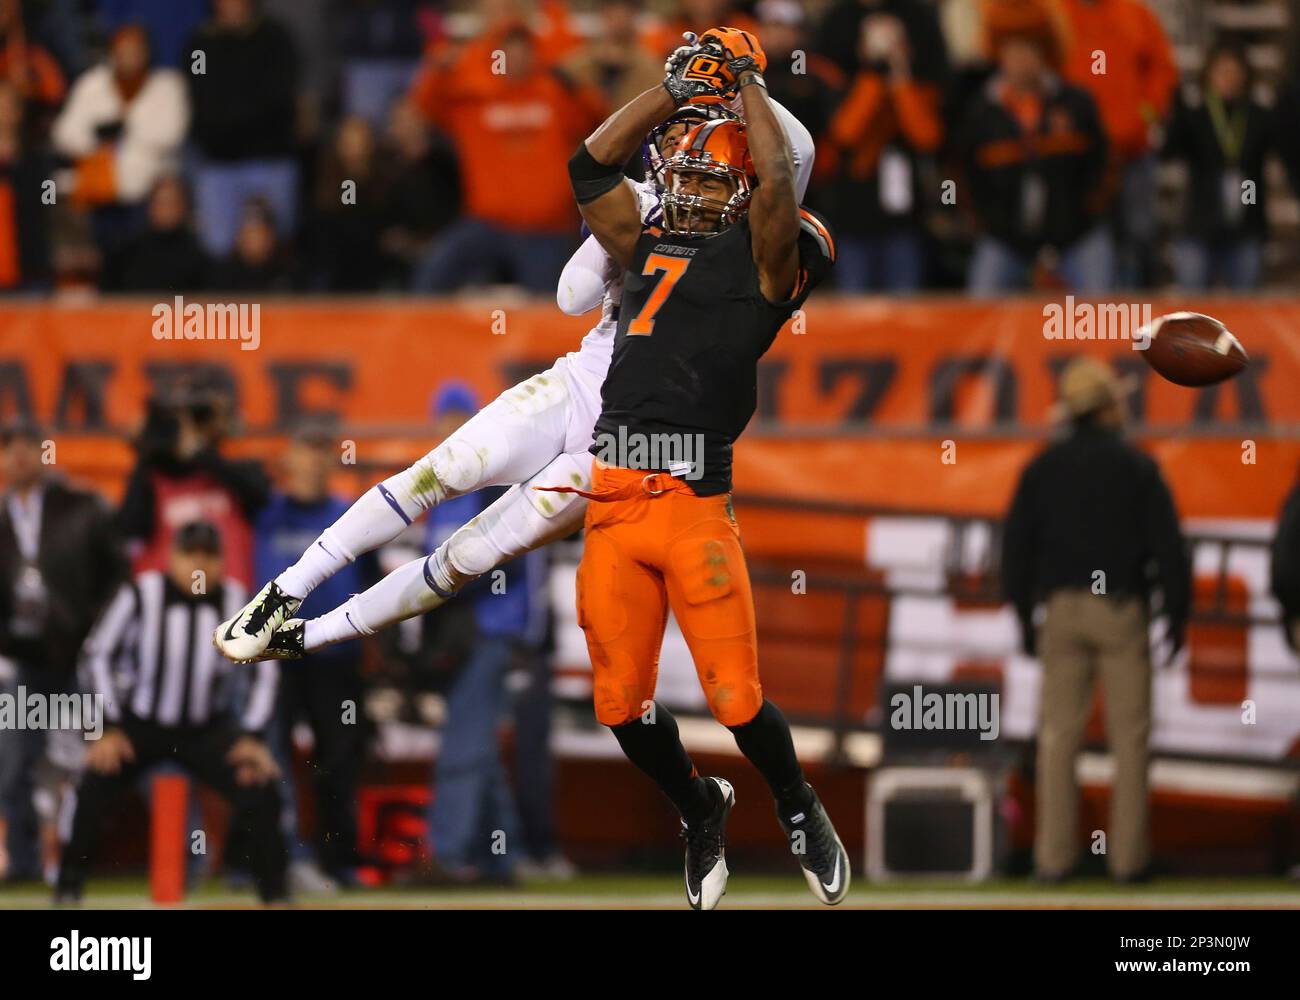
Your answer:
[680,51,727,90]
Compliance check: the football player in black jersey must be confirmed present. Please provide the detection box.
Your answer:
[551,27,848,909]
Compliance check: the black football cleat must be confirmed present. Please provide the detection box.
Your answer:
[681,777,734,911]
[214,581,301,661]
[239,619,306,663]
[780,786,850,905]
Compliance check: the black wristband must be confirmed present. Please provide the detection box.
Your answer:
[569,142,625,205]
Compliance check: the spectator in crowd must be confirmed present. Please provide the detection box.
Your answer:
[254,423,372,891]
[336,0,431,129]
[306,116,391,292]
[2,0,1293,300]
[209,196,295,292]
[0,420,123,883]
[643,0,757,60]
[754,0,843,165]
[505,548,572,880]
[938,0,990,72]
[814,0,949,85]
[822,0,944,291]
[563,0,662,111]
[1277,12,1300,199]
[0,79,51,291]
[418,383,534,885]
[408,20,604,293]
[101,174,209,292]
[32,0,88,79]
[57,520,287,905]
[51,23,189,257]
[118,377,269,589]
[464,0,583,68]
[1163,41,1290,290]
[263,0,335,148]
[1059,0,1177,288]
[376,99,461,288]
[97,0,209,68]
[1002,357,1190,883]
[184,0,300,256]
[958,1,1112,294]
[0,0,66,136]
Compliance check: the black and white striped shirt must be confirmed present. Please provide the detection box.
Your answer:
[80,572,277,732]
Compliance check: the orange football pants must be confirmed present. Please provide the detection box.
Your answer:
[541,461,763,728]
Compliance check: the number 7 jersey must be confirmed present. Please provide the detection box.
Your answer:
[592,207,836,496]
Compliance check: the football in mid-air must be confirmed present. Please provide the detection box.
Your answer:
[1139,311,1249,387]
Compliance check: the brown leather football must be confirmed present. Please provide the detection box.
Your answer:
[1139,312,1249,387]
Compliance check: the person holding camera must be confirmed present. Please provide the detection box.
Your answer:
[118,379,270,588]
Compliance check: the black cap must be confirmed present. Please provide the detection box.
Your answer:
[174,520,222,554]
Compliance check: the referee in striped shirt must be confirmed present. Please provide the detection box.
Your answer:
[56,521,288,903]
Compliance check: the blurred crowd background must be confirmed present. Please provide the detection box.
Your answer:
[0,0,1298,298]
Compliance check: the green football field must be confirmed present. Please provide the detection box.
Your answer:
[2,873,1298,909]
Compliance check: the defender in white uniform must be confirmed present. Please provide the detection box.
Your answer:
[215,97,814,662]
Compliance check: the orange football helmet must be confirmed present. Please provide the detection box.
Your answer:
[645,95,740,187]
[661,117,755,236]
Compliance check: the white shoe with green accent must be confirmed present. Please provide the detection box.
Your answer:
[214,581,301,662]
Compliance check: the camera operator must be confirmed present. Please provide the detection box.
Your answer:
[118,377,269,587]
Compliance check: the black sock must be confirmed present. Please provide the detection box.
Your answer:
[728,699,813,818]
[610,703,716,826]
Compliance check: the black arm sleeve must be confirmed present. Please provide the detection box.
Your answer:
[569,142,626,205]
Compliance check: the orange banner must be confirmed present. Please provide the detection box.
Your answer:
[1,297,1298,519]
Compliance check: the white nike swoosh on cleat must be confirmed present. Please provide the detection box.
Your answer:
[821,854,842,895]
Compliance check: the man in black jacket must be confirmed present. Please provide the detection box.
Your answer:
[0,421,124,881]
[1001,358,1190,882]
[184,0,300,257]
[958,10,1111,294]
[1161,41,1292,290]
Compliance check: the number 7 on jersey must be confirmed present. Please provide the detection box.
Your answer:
[627,254,692,336]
